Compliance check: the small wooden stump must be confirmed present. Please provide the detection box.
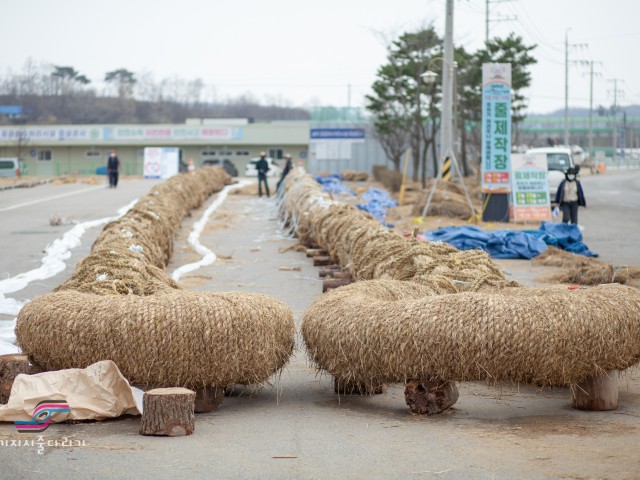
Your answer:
[194,386,225,413]
[405,378,459,415]
[313,256,335,267]
[322,278,352,292]
[572,370,619,411]
[306,248,328,257]
[0,354,31,404]
[331,272,352,280]
[318,266,341,277]
[334,378,386,395]
[140,387,196,436]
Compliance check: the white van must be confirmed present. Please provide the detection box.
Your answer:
[0,158,22,178]
[525,147,576,198]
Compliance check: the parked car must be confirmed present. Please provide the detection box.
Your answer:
[202,159,238,177]
[244,157,282,177]
[526,147,577,198]
[0,158,22,177]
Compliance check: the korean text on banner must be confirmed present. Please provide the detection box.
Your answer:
[510,153,552,222]
[481,63,512,193]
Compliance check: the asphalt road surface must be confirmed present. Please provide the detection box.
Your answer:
[0,172,638,480]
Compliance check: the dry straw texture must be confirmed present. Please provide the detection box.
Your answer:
[18,291,294,388]
[303,280,640,388]
[279,169,640,387]
[17,167,295,388]
[278,168,515,292]
[534,246,640,289]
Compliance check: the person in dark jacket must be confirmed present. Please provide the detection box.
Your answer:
[276,153,293,192]
[107,150,121,188]
[256,152,270,197]
[553,167,586,224]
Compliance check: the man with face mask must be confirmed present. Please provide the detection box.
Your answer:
[255,151,270,198]
[553,167,586,224]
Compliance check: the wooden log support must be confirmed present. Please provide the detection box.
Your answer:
[331,272,352,280]
[334,377,386,395]
[140,387,196,436]
[404,378,459,415]
[306,248,328,257]
[194,386,225,413]
[0,354,31,404]
[318,266,341,277]
[322,278,352,293]
[571,370,619,411]
[313,256,335,267]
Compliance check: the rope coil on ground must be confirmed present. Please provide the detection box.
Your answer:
[17,167,295,388]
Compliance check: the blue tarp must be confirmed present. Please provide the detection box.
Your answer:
[424,222,598,259]
[356,188,397,227]
[315,174,355,195]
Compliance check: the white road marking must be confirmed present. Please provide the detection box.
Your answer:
[0,185,105,212]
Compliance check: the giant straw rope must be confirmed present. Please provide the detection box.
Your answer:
[17,168,295,388]
[279,169,640,387]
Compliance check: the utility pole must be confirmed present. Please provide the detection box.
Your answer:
[586,61,602,163]
[485,0,516,43]
[608,79,624,161]
[564,31,587,146]
[441,0,454,160]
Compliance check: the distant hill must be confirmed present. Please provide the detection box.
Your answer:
[529,104,640,119]
[0,94,310,125]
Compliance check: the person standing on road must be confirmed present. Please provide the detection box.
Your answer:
[276,153,293,192]
[256,151,270,198]
[554,167,586,225]
[107,150,121,188]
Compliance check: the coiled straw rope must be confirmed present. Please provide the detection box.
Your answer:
[278,169,640,387]
[17,167,295,388]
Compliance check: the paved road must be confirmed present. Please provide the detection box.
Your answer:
[0,174,638,479]
[578,169,640,265]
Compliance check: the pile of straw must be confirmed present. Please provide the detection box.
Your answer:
[17,167,295,388]
[303,279,640,388]
[533,246,640,289]
[278,169,515,292]
[412,180,478,219]
[341,170,369,182]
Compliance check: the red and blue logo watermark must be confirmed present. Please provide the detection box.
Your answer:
[14,400,71,433]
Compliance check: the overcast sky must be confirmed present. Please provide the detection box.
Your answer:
[2,0,639,114]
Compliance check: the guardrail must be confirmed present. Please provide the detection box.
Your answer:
[599,160,640,170]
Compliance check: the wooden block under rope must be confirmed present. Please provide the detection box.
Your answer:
[322,278,352,292]
[140,387,196,436]
[330,271,352,280]
[571,370,619,411]
[194,386,225,413]
[306,248,328,257]
[334,377,386,395]
[318,266,341,277]
[0,354,33,404]
[313,256,335,267]
[404,378,459,415]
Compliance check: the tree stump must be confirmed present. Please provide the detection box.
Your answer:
[334,377,386,395]
[331,272,352,280]
[140,388,196,436]
[405,378,459,414]
[306,248,328,257]
[323,278,352,292]
[194,386,225,413]
[0,354,31,404]
[313,256,335,267]
[571,370,619,411]
[318,266,341,277]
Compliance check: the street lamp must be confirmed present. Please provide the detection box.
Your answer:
[421,70,438,85]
